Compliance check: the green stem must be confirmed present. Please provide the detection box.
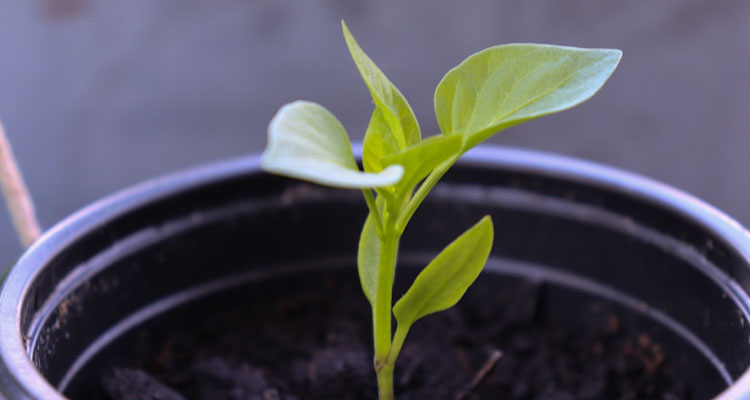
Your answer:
[373,229,398,364]
[372,154,458,399]
[376,323,410,400]
[387,323,410,367]
[361,188,384,237]
[395,155,458,234]
[373,214,399,399]
[376,363,395,400]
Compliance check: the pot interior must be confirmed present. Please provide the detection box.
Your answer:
[10,152,750,399]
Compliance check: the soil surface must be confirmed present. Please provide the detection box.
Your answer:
[100,275,690,400]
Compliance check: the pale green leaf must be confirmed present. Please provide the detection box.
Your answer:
[262,101,403,188]
[362,108,400,173]
[393,216,494,328]
[381,134,462,193]
[342,21,421,170]
[357,211,380,305]
[434,44,622,150]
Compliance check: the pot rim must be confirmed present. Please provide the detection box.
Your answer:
[1,145,749,399]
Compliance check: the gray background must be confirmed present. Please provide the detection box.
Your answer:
[1,0,749,268]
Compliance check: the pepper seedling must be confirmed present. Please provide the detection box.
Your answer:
[261,21,621,400]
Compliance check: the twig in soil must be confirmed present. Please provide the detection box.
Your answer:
[0,120,41,248]
[454,348,503,400]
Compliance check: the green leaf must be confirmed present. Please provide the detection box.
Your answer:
[362,108,400,173]
[262,100,403,188]
[381,134,462,194]
[393,216,494,328]
[342,21,421,171]
[357,211,380,305]
[434,44,622,150]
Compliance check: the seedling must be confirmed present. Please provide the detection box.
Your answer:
[262,21,621,400]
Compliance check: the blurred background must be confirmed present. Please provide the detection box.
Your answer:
[0,0,749,267]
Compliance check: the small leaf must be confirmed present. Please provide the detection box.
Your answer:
[357,211,380,305]
[393,216,494,328]
[342,21,421,171]
[434,44,622,150]
[362,108,400,173]
[381,134,462,194]
[262,101,403,188]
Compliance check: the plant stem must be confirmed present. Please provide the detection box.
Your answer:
[376,321,410,400]
[376,363,395,400]
[373,228,398,364]
[372,153,459,399]
[361,188,384,237]
[395,155,458,234]
[373,217,399,399]
[387,323,410,367]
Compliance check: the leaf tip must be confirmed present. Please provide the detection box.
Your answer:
[607,47,623,58]
[260,103,291,174]
[267,100,310,133]
[263,100,306,162]
[480,214,494,237]
[341,19,355,49]
[603,48,623,67]
[380,164,405,186]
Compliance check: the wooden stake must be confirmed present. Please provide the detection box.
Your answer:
[0,120,41,248]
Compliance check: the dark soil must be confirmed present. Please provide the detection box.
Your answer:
[100,275,689,400]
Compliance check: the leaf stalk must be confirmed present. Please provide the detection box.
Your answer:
[362,188,384,237]
[395,155,457,234]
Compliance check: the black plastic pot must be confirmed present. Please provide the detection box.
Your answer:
[2,146,750,399]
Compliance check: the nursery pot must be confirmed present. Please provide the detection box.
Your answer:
[1,146,750,399]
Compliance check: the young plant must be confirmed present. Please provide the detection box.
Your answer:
[262,21,621,400]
